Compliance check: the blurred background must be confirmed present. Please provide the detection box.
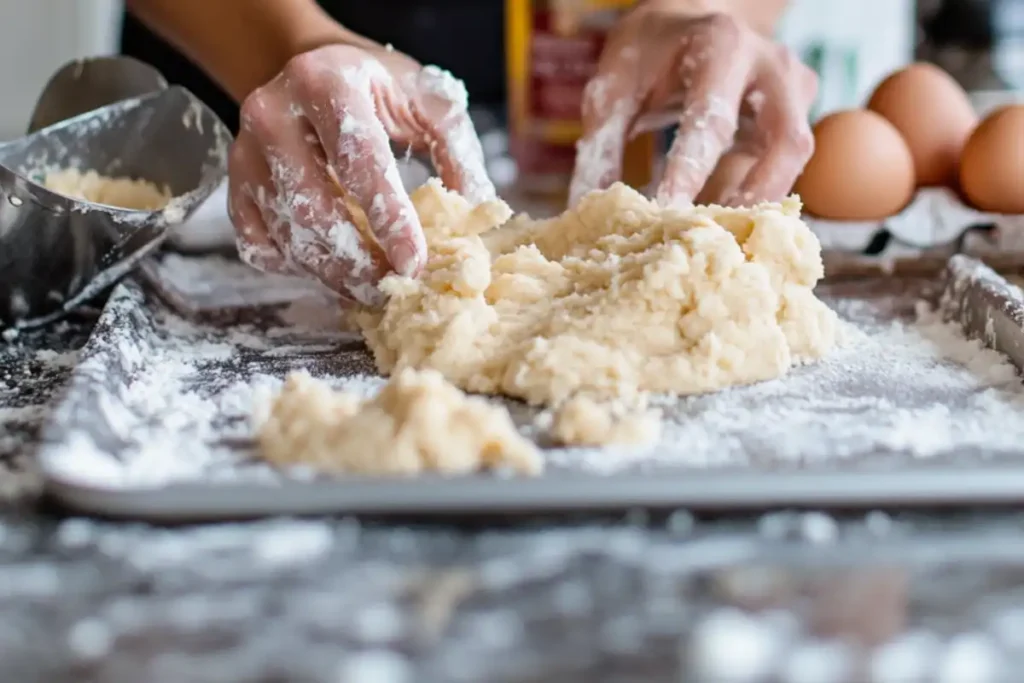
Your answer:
[0,0,1020,139]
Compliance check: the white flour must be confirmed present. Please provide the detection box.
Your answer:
[36,253,1024,488]
[553,296,1024,474]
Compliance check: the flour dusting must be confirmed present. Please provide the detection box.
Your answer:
[552,295,1024,474]
[37,252,1024,488]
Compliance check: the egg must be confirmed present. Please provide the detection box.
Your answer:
[867,62,977,188]
[794,109,916,221]
[959,104,1024,214]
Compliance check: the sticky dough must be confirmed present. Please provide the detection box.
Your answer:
[43,168,171,210]
[259,369,542,476]
[260,180,839,475]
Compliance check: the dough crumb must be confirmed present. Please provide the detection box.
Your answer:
[258,369,542,476]
[43,168,171,210]
[551,395,662,447]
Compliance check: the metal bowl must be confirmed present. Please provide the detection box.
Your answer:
[0,58,232,329]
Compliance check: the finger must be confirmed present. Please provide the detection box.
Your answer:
[241,89,389,305]
[230,191,290,274]
[569,73,642,206]
[727,66,816,205]
[410,66,496,204]
[228,134,292,275]
[291,59,427,279]
[277,240,360,308]
[656,59,751,206]
[694,150,759,205]
[236,136,361,307]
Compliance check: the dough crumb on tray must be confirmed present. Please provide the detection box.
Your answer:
[258,369,542,476]
[42,167,171,211]
[550,395,663,447]
[259,178,839,475]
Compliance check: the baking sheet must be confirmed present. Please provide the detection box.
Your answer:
[37,252,1024,520]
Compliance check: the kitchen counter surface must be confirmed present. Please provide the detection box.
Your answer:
[4,308,1024,683]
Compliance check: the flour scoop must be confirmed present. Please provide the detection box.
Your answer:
[0,56,232,329]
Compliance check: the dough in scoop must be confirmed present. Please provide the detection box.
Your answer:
[43,168,171,210]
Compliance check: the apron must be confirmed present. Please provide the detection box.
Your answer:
[120,1,505,133]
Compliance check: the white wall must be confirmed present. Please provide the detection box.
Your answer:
[777,0,917,120]
[0,0,123,140]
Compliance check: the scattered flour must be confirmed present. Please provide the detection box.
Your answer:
[549,295,1024,474]
[36,252,1024,488]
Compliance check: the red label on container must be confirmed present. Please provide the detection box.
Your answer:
[529,12,604,120]
[514,10,610,178]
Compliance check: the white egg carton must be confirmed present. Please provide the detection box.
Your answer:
[806,187,1024,276]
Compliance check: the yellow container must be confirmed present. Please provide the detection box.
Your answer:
[505,0,657,198]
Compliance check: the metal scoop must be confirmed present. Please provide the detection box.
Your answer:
[0,56,232,329]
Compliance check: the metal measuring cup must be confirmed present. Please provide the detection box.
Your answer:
[0,56,232,329]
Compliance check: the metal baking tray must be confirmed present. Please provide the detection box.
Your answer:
[37,252,1024,521]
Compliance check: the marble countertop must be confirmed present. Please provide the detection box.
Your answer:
[4,312,1024,682]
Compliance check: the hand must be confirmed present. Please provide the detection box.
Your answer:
[569,0,817,208]
[228,42,494,306]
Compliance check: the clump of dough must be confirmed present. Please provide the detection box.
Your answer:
[43,167,171,210]
[354,180,838,445]
[259,179,839,472]
[258,369,542,476]
[550,396,663,448]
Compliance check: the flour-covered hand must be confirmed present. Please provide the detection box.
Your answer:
[569,0,816,208]
[228,43,494,306]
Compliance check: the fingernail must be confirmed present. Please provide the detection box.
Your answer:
[390,243,421,277]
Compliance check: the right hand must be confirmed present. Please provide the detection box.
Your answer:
[228,42,494,306]
[570,1,817,209]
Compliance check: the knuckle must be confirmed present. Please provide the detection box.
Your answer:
[774,45,815,83]
[286,44,363,84]
[786,125,815,160]
[239,90,274,136]
[799,63,820,96]
[774,44,799,68]
[702,12,742,44]
[227,140,250,174]
[226,187,244,222]
[284,52,352,106]
[767,48,820,107]
[580,77,607,117]
[283,49,325,79]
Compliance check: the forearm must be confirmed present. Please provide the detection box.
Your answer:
[125,0,366,102]
[646,0,790,35]
[721,0,789,34]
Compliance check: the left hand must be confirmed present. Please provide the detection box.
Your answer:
[569,0,817,208]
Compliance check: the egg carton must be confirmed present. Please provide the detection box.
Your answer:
[807,187,1024,278]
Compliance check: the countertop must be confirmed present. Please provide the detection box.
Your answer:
[5,311,1024,683]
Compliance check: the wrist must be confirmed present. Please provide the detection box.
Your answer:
[640,0,786,35]
[285,16,377,58]
[278,2,368,59]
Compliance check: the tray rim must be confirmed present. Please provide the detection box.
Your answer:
[42,467,1024,522]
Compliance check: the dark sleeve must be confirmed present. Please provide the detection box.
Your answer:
[119,1,505,135]
[119,11,241,134]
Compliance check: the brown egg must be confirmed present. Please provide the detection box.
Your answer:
[959,104,1024,214]
[867,62,977,188]
[794,109,916,221]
